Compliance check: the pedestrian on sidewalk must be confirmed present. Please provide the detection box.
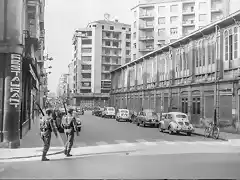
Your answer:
[61,108,79,157]
[40,108,58,161]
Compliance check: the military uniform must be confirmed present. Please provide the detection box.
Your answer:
[40,111,58,161]
[62,110,78,156]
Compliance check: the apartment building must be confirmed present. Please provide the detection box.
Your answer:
[131,0,235,61]
[57,73,68,98]
[70,17,131,108]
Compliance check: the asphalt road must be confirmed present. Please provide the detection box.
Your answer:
[62,111,220,147]
[0,152,240,179]
[1,111,239,179]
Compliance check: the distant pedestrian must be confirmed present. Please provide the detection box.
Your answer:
[61,108,79,157]
[39,109,58,161]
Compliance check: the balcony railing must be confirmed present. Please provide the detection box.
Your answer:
[182,8,195,14]
[211,7,221,12]
[139,36,154,41]
[139,24,154,29]
[183,20,195,26]
[139,46,154,52]
[139,13,154,18]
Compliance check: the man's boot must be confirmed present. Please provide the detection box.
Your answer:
[64,149,67,155]
[41,152,50,161]
[66,149,72,157]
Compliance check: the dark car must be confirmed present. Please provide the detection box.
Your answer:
[136,109,159,127]
[92,107,100,115]
[95,108,104,117]
[77,108,84,115]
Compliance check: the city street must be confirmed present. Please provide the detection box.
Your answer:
[1,111,240,178]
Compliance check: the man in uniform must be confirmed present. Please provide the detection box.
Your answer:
[61,108,79,157]
[39,109,58,161]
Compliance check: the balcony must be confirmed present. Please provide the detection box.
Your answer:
[182,8,195,15]
[81,78,91,82]
[139,13,154,19]
[82,52,92,56]
[139,46,154,52]
[81,69,91,73]
[82,44,92,48]
[182,20,195,27]
[139,36,154,41]
[211,7,222,13]
[80,86,91,89]
[139,24,154,30]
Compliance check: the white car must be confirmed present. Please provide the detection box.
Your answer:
[158,112,194,136]
[102,107,116,118]
[116,109,130,122]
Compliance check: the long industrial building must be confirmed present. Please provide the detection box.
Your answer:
[110,10,240,133]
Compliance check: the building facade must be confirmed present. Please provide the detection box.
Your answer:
[110,10,240,133]
[131,0,239,61]
[0,0,46,148]
[70,17,131,108]
[57,73,68,98]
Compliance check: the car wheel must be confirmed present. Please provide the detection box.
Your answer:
[158,124,163,132]
[168,126,173,135]
[137,122,140,126]
[187,132,191,136]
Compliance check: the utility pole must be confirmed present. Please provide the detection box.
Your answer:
[214,25,220,126]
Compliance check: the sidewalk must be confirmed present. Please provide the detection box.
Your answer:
[193,127,240,141]
[0,116,65,160]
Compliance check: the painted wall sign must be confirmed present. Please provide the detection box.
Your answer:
[10,54,21,108]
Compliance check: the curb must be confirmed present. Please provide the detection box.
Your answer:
[0,150,64,160]
[192,131,228,141]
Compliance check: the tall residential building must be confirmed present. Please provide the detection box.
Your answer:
[57,73,68,98]
[131,0,235,60]
[70,15,131,108]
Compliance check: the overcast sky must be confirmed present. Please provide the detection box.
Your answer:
[44,0,138,93]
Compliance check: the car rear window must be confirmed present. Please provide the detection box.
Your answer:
[176,114,187,118]
[120,110,129,113]
[107,107,115,111]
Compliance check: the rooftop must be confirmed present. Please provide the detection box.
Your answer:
[89,20,130,27]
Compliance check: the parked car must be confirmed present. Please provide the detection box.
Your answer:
[102,107,116,118]
[116,109,130,122]
[92,107,101,115]
[136,109,159,127]
[94,108,104,117]
[158,112,194,136]
[77,108,84,115]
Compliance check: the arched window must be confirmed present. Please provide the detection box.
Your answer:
[224,30,229,61]
[234,26,238,59]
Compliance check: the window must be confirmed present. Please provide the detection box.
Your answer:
[134,21,136,28]
[234,27,238,59]
[158,28,165,36]
[199,14,207,22]
[102,25,104,29]
[112,42,119,47]
[170,16,178,24]
[208,39,212,64]
[224,30,229,61]
[104,57,110,63]
[105,41,111,46]
[122,27,126,30]
[103,65,110,71]
[199,2,207,11]
[82,39,92,44]
[92,25,96,27]
[133,32,136,39]
[110,26,114,30]
[170,5,178,13]
[134,10,137,18]
[82,48,92,53]
[81,65,91,70]
[202,39,205,66]
[181,98,188,114]
[158,6,165,14]
[170,28,178,35]
[133,54,136,60]
[105,49,110,55]
[158,17,165,24]
[126,50,130,55]
[126,42,131,47]
[133,43,136,48]
[126,34,131,39]
[82,73,91,78]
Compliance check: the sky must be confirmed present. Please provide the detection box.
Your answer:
[44,0,139,93]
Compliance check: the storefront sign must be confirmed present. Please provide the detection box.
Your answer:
[10,54,21,108]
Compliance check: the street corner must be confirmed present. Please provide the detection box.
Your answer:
[0,147,64,162]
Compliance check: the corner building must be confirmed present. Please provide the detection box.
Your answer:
[0,0,46,148]
[70,19,131,108]
[110,11,240,133]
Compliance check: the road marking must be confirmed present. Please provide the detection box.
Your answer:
[142,141,158,146]
[95,141,109,146]
[115,140,128,144]
[135,139,148,143]
[75,142,87,147]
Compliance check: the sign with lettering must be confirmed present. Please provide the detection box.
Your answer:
[10,54,21,108]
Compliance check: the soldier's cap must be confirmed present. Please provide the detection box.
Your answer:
[68,108,74,113]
